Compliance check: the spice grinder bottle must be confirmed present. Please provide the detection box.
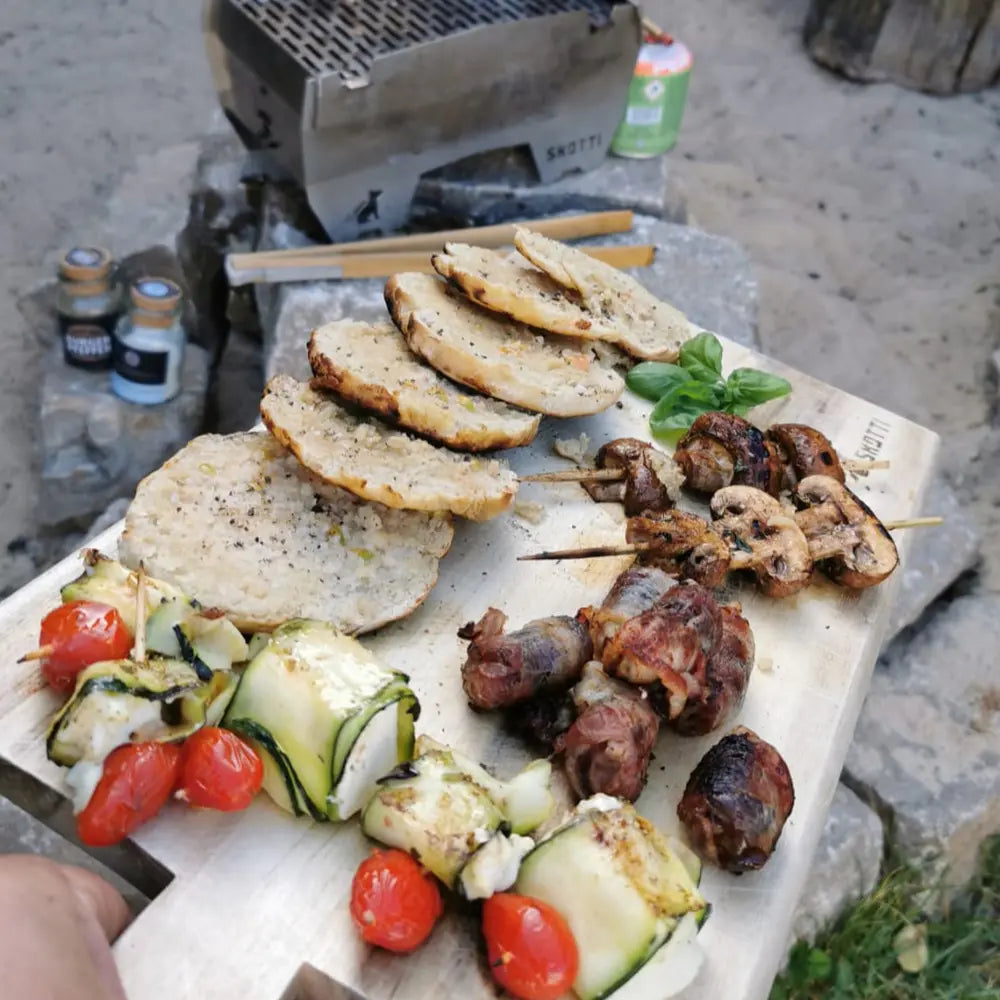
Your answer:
[56,247,121,370]
[111,278,186,405]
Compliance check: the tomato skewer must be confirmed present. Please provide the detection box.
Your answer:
[482,893,579,1000]
[176,728,263,811]
[22,601,133,694]
[76,742,183,847]
[350,849,443,953]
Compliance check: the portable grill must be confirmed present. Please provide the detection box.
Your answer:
[204,0,641,239]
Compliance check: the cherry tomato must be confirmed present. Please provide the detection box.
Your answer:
[176,727,263,811]
[38,600,132,694]
[76,742,183,847]
[482,893,579,1000]
[350,848,443,952]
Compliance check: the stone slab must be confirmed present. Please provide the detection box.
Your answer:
[38,342,210,527]
[884,475,981,642]
[790,783,884,945]
[265,280,387,382]
[262,214,760,379]
[412,150,687,228]
[845,593,1000,890]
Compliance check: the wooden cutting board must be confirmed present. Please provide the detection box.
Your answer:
[0,335,938,1000]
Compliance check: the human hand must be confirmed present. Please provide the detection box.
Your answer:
[0,853,130,999]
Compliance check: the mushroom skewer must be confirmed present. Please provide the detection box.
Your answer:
[522,419,889,507]
[519,478,938,594]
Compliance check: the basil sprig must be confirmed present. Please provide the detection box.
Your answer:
[626,332,791,441]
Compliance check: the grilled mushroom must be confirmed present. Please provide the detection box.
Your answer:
[710,486,812,598]
[583,438,683,515]
[625,509,732,589]
[792,475,899,589]
[675,413,784,496]
[766,423,845,488]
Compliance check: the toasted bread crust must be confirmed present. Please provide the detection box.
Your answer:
[118,431,454,634]
[260,375,518,521]
[385,272,623,418]
[307,321,539,452]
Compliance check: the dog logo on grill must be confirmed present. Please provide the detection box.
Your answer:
[355,190,382,224]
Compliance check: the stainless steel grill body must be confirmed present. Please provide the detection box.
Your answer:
[205,0,641,239]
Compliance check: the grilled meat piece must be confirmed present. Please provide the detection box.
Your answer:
[626,510,732,589]
[677,727,795,873]
[793,475,899,589]
[583,438,683,515]
[507,690,577,750]
[710,486,813,598]
[766,423,845,488]
[460,609,593,710]
[675,413,784,497]
[670,605,754,736]
[603,582,722,718]
[555,661,660,803]
[578,565,676,658]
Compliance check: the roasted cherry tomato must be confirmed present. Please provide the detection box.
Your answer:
[76,742,183,847]
[37,600,132,694]
[350,848,443,953]
[176,727,263,811]
[482,892,579,1000]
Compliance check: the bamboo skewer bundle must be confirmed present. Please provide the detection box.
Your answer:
[225,210,650,286]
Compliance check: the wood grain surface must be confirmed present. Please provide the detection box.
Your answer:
[0,335,939,1000]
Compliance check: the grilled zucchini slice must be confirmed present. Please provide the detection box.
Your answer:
[361,736,553,898]
[46,658,237,767]
[222,619,418,822]
[61,551,190,632]
[515,797,707,1000]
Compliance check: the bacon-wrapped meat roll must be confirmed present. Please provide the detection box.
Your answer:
[555,662,660,803]
[677,727,794,873]
[669,605,754,736]
[459,609,593,710]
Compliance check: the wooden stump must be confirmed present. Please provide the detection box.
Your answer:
[805,0,1000,93]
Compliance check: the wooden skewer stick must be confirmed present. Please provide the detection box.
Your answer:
[17,644,55,663]
[226,243,654,287]
[883,516,944,530]
[133,564,148,665]
[521,468,625,484]
[641,16,670,40]
[229,209,634,263]
[521,458,888,486]
[517,516,944,562]
[519,545,646,562]
[846,459,890,472]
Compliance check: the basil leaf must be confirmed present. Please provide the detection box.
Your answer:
[678,332,724,383]
[648,380,723,441]
[725,368,793,407]
[625,362,694,402]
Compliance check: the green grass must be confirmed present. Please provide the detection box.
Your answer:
[771,838,1000,999]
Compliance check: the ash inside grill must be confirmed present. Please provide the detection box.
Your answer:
[231,0,617,84]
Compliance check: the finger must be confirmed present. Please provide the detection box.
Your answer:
[60,864,132,942]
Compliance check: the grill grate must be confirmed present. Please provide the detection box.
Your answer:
[232,0,616,83]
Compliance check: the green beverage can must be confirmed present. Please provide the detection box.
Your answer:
[611,37,693,158]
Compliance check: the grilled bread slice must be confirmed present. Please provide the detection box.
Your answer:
[514,228,693,361]
[385,272,624,418]
[118,431,454,634]
[260,375,518,521]
[308,320,540,452]
[432,237,692,361]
